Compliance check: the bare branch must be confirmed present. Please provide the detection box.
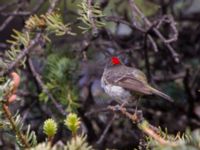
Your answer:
[128,0,179,63]
[28,58,67,116]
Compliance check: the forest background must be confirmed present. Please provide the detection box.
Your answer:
[0,0,200,149]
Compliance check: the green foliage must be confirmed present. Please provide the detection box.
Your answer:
[0,1,95,149]
[45,54,76,84]
[0,111,4,128]
[14,115,37,148]
[3,12,72,69]
[0,78,12,102]
[64,113,80,135]
[43,118,58,138]
[31,115,93,150]
[25,14,46,31]
[66,134,93,150]
[25,12,73,36]
[143,128,200,150]
[1,0,197,149]
[5,30,31,68]
[40,53,79,112]
[78,0,105,33]
[0,77,37,148]
[45,12,75,36]
[29,134,93,150]
[29,142,54,150]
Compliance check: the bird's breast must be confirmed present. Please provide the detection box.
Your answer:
[101,77,132,103]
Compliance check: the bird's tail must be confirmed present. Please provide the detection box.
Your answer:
[149,86,174,102]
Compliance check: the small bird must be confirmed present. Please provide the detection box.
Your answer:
[101,56,173,105]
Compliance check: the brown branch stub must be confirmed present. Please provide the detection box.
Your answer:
[8,94,17,104]
[108,105,178,147]
[3,72,21,104]
[10,72,20,94]
[138,120,178,147]
[107,105,143,123]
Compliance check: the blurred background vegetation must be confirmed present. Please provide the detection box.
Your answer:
[0,0,200,149]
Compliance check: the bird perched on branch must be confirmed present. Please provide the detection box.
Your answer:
[101,56,173,105]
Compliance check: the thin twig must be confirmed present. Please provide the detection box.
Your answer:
[104,15,145,33]
[96,114,115,145]
[0,10,18,32]
[48,0,60,13]
[0,34,42,76]
[144,33,152,82]
[0,0,45,16]
[183,68,195,116]
[87,0,98,34]
[3,0,54,17]
[108,105,178,147]
[32,0,46,13]
[147,35,158,52]
[0,43,8,49]
[0,1,18,12]
[128,0,179,63]
[156,15,178,44]
[1,11,31,16]
[85,107,111,116]
[0,1,24,31]
[153,72,185,82]
[139,121,177,147]
[0,0,61,77]
[105,15,159,54]
[2,104,30,148]
[28,58,66,116]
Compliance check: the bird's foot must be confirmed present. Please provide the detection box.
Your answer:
[108,103,126,112]
[108,104,121,112]
[132,112,138,121]
[110,101,127,110]
[107,105,140,123]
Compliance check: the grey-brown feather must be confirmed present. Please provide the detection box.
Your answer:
[103,65,153,95]
[102,64,173,102]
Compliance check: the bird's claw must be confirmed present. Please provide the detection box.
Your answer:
[108,104,126,112]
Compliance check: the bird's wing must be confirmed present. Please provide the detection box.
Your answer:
[106,74,152,95]
[132,69,148,83]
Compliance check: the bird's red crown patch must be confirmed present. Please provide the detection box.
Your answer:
[112,57,121,65]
